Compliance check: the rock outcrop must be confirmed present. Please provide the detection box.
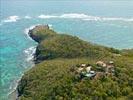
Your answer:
[28,25,51,43]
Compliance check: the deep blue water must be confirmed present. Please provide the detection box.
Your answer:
[0,0,133,100]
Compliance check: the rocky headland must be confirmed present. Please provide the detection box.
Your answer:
[17,25,133,100]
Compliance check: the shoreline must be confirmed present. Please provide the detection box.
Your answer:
[8,90,18,100]
[13,25,54,99]
[9,25,39,100]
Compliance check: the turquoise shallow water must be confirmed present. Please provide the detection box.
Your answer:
[0,0,133,100]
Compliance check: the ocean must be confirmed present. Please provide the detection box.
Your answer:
[0,0,133,100]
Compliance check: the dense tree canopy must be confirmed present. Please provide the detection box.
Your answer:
[18,25,133,100]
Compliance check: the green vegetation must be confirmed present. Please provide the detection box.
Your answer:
[36,34,114,61]
[29,25,56,42]
[18,25,133,100]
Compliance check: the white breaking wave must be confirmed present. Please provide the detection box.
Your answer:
[38,13,89,19]
[38,13,133,22]
[8,78,21,94]
[84,17,133,22]
[3,16,20,22]
[1,14,133,24]
[48,24,53,28]
[24,24,40,41]
[38,13,88,19]
[24,46,36,61]
[38,15,57,19]
[8,46,36,98]
[24,16,32,19]
[60,13,89,19]
[24,24,53,40]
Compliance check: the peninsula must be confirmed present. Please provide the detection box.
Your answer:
[17,25,133,100]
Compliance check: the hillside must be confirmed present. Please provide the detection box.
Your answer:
[28,25,120,63]
[17,25,133,100]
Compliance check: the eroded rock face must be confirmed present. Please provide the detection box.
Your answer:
[34,46,49,63]
[28,25,50,42]
[32,25,49,32]
[28,24,114,63]
[28,25,57,63]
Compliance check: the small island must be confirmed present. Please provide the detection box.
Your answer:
[17,25,133,100]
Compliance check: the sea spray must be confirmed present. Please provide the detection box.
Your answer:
[8,46,37,100]
[7,26,38,100]
[1,13,133,24]
[37,13,133,22]
[24,25,37,41]
[24,24,53,41]
[24,16,32,19]
[24,46,36,62]
[3,16,20,23]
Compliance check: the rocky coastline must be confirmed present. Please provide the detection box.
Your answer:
[16,25,51,99]
[28,25,57,63]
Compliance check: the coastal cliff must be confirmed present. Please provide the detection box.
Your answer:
[28,25,117,63]
[17,25,133,100]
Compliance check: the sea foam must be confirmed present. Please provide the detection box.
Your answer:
[24,24,53,40]
[84,17,133,22]
[24,16,32,19]
[24,25,40,41]
[2,14,133,24]
[38,15,58,19]
[3,16,20,23]
[24,46,36,62]
[38,13,133,22]
[8,45,36,98]
[60,13,89,19]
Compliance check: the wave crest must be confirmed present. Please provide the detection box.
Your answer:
[60,13,89,18]
[38,13,133,22]
[24,16,32,19]
[1,13,133,25]
[24,25,40,41]
[24,46,36,61]
[24,24,53,40]
[38,15,57,19]
[3,16,20,23]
